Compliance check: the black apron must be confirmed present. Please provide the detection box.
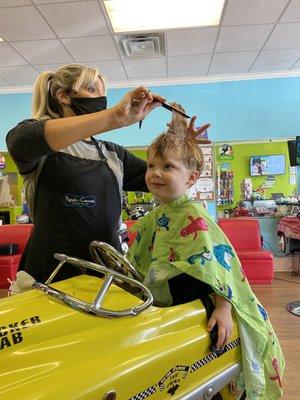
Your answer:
[20,138,121,283]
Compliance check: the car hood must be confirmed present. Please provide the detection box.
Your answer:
[0,275,241,400]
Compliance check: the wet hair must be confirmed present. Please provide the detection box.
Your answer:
[32,63,107,120]
[147,103,204,173]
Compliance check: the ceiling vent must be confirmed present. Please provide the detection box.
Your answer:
[117,33,165,58]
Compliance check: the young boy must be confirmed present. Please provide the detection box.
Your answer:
[127,104,284,400]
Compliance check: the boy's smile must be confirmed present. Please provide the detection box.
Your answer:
[146,152,199,204]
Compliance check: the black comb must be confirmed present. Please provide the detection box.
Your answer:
[157,100,191,119]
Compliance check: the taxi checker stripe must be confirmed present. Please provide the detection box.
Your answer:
[190,353,217,371]
[226,338,240,350]
[129,338,240,399]
[129,384,157,400]
[190,338,241,373]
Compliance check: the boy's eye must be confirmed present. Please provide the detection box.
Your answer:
[164,164,173,169]
[147,163,153,169]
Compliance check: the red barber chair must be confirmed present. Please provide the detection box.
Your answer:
[0,224,33,288]
[218,218,274,284]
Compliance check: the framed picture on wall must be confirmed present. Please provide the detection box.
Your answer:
[0,173,18,207]
[188,145,215,201]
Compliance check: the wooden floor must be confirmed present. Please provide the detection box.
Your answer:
[251,272,300,400]
[1,272,299,399]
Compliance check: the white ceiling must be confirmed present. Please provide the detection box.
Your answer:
[1,0,300,93]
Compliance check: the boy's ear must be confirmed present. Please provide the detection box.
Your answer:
[187,170,199,187]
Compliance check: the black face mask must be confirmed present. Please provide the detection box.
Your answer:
[70,96,107,115]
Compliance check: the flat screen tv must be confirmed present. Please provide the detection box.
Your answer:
[250,154,285,176]
[288,140,297,166]
[296,136,300,165]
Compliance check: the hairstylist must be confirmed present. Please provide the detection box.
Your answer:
[6,63,165,283]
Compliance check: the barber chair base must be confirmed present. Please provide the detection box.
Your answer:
[286,301,300,317]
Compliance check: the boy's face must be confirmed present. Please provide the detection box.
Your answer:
[146,152,199,204]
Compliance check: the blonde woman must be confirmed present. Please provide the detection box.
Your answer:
[6,64,209,283]
[6,63,166,283]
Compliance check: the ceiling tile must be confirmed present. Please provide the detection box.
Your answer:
[123,58,166,79]
[34,0,75,3]
[251,48,300,71]
[223,0,289,25]
[34,63,67,73]
[0,42,28,66]
[0,65,39,85]
[216,25,272,52]
[265,22,300,49]
[0,6,56,41]
[210,51,258,73]
[87,60,127,81]
[0,0,300,90]
[280,0,300,22]
[62,36,118,61]
[12,39,74,64]
[166,28,218,56]
[38,0,110,38]
[168,54,211,76]
[0,76,11,87]
[291,59,300,69]
[0,0,31,6]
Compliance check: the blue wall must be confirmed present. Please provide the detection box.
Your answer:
[1,76,300,149]
[1,76,300,220]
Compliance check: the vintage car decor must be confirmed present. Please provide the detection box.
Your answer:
[0,242,243,400]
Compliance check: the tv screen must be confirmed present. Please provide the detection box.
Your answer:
[296,136,300,165]
[288,140,296,166]
[250,154,285,176]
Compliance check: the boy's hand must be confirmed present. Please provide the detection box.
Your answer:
[187,116,211,144]
[207,296,233,349]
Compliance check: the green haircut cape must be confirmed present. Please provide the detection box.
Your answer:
[128,195,285,400]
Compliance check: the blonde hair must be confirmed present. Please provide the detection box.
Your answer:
[148,103,204,173]
[32,64,107,120]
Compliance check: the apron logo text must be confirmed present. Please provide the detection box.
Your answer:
[63,194,96,208]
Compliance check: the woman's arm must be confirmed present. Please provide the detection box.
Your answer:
[44,107,120,151]
[6,119,54,175]
[45,87,164,151]
[120,147,148,192]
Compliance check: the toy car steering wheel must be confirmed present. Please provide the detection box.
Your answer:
[89,241,143,283]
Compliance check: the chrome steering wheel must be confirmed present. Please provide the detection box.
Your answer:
[89,241,143,283]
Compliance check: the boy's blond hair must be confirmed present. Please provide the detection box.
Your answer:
[147,103,204,173]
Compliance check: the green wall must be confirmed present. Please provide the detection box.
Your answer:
[215,141,295,210]
[126,148,153,205]
[0,152,23,223]
[1,144,297,222]
[0,152,23,206]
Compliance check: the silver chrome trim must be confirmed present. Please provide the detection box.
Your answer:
[34,254,153,318]
[89,241,143,282]
[178,362,242,400]
[102,390,117,400]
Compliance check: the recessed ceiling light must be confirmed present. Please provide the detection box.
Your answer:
[104,0,225,33]
[0,37,4,42]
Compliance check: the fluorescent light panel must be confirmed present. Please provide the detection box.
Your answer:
[104,0,225,33]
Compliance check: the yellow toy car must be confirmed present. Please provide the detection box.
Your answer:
[0,242,243,400]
